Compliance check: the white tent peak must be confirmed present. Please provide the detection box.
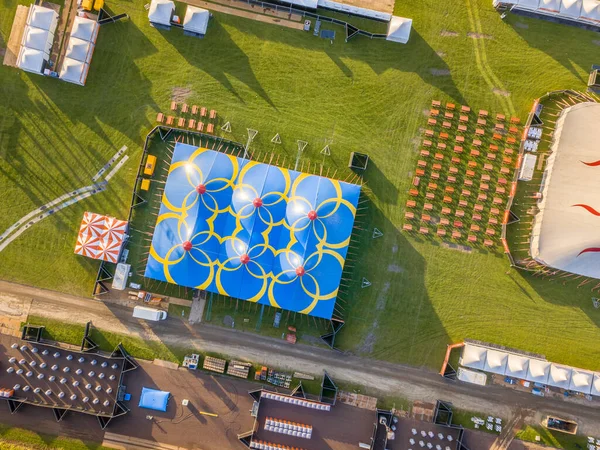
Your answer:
[17,47,46,74]
[386,16,412,44]
[71,16,99,42]
[27,5,58,32]
[148,0,175,26]
[183,6,210,35]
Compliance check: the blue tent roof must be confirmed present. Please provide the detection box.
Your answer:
[138,387,169,411]
[144,144,361,319]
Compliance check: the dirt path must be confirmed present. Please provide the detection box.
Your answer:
[1,279,600,437]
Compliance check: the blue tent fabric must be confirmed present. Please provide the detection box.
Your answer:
[138,387,169,411]
[144,144,361,319]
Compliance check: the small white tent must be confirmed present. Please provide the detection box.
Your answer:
[59,57,89,86]
[568,369,593,394]
[581,0,600,22]
[525,359,550,384]
[460,344,487,371]
[27,5,58,32]
[547,364,572,389]
[65,37,94,63]
[21,26,53,58]
[183,6,210,36]
[17,46,46,74]
[539,0,562,12]
[71,16,99,43]
[505,354,529,380]
[592,373,600,397]
[148,0,175,27]
[483,349,508,375]
[386,16,412,44]
[560,0,583,17]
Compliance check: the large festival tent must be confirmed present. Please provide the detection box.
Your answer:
[386,16,412,43]
[493,0,600,27]
[60,16,98,85]
[17,5,58,75]
[459,343,600,396]
[530,103,600,279]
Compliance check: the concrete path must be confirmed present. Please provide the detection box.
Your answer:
[0,280,599,437]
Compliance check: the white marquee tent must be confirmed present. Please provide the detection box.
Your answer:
[530,103,600,279]
[592,374,600,397]
[483,349,508,375]
[17,46,46,74]
[460,343,600,396]
[569,369,594,393]
[183,6,210,36]
[27,5,58,32]
[505,354,530,379]
[317,0,392,21]
[386,16,412,44]
[459,344,487,371]
[493,0,600,27]
[21,26,53,58]
[65,37,94,63]
[547,364,572,389]
[526,359,551,384]
[148,0,175,27]
[59,57,89,86]
[71,16,99,43]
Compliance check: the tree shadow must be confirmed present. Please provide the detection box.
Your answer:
[336,203,451,369]
[161,20,276,109]
[506,12,597,83]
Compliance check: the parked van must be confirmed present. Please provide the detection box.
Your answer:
[133,306,167,321]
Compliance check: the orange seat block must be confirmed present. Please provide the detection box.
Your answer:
[432,100,442,107]
[442,121,452,129]
[454,220,463,228]
[424,203,434,211]
[510,117,520,124]
[468,161,477,169]
[440,218,450,225]
[451,156,460,164]
[498,178,507,185]
[493,197,503,205]
[428,118,437,126]
[456,136,465,143]
[470,149,480,157]
[428,182,438,190]
[473,139,482,147]
[443,196,452,203]
[426,192,435,200]
[503,157,513,165]
[442,207,452,215]
[477,118,486,126]
[454,145,464,153]
[484,239,494,246]
[456,210,465,217]
[473,213,482,221]
[403,224,413,231]
[430,109,440,117]
[475,129,485,136]
[509,126,519,134]
[440,132,449,140]
[459,115,469,123]
[468,235,477,243]
[446,103,456,110]
[481,174,491,182]
[449,167,459,174]
[490,207,500,215]
[489,144,499,152]
[420,150,430,157]
[507,137,517,145]
[477,193,487,201]
[437,229,447,237]
[461,189,471,197]
[425,129,434,137]
[422,214,431,222]
[445,186,455,194]
[496,186,506,195]
[466,169,475,177]
[405,211,415,220]
[474,204,484,212]
[480,183,489,191]
[496,113,506,122]
[409,189,419,196]
[484,163,493,171]
[418,160,427,167]
[447,176,456,183]
[464,179,473,187]
[407,200,417,208]
[461,105,471,113]
[492,133,503,141]
[416,169,425,176]
[489,217,498,225]
[444,112,454,120]
[433,163,442,170]
[487,153,496,161]
[423,140,432,147]
[486,228,496,236]
[452,231,461,239]
[459,199,468,207]
[419,227,429,234]
[458,125,467,132]
[432,172,440,180]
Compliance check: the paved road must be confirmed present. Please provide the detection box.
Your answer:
[0,280,599,436]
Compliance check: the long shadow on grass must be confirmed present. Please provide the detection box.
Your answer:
[507,14,596,83]
[161,20,276,109]
[335,192,451,368]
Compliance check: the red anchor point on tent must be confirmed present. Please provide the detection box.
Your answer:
[253,197,263,208]
[307,210,318,221]
[240,254,250,264]
[182,241,193,251]
[195,184,207,195]
[295,266,306,277]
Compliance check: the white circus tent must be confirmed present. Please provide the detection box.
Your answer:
[148,0,175,27]
[183,6,210,37]
[386,16,412,44]
[59,57,89,86]
[17,47,46,74]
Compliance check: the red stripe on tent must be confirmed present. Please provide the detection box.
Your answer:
[577,248,600,257]
[572,204,600,216]
[580,160,600,167]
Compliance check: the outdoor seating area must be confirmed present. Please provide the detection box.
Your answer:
[402,100,522,248]
[156,102,218,133]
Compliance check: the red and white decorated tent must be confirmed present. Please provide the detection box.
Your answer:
[75,212,127,263]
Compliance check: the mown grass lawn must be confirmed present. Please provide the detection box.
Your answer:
[1,0,599,370]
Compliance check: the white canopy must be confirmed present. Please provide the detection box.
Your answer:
[457,367,487,386]
[518,153,536,181]
[592,374,600,396]
[27,5,58,32]
[569,369,593,393]
[317,0,392,21]
[65,37,94,63]
[483,349,508,375]
[530,103,600,279]
[547,364,572,389]
[505,354,530,379]
[386,16,412,44]
[539,0,561,11]
[276,0,318,8]
[183,6,209,35]
[581,0,600,21]
[526,359,550,384]
[517,0,542,9]
[59,57,89,86]
[560,0,583,17]
[148,0,175,26]
[71,16,99,43]
[460,344,487,370]
[21,26,53,57]
[17,46,45,74]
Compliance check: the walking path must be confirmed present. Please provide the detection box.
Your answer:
[0,147,128,253]
[0,280,599,437]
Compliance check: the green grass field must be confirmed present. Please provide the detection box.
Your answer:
[1,0,600,370]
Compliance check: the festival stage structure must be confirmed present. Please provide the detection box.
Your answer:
[144,143,361,320]
[0,324,138,428]
[75,212,128,264]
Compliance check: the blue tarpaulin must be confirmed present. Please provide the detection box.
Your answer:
[138,388,169,411]
[144,144,361,319]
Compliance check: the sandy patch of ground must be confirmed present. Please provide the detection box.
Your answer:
[493,87,511,97]
[440,30,459,37]
[467,32,494,39]
[171,86,193,102]
[430,69,451,76]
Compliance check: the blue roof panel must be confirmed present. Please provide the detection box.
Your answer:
[144,144,361,319]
